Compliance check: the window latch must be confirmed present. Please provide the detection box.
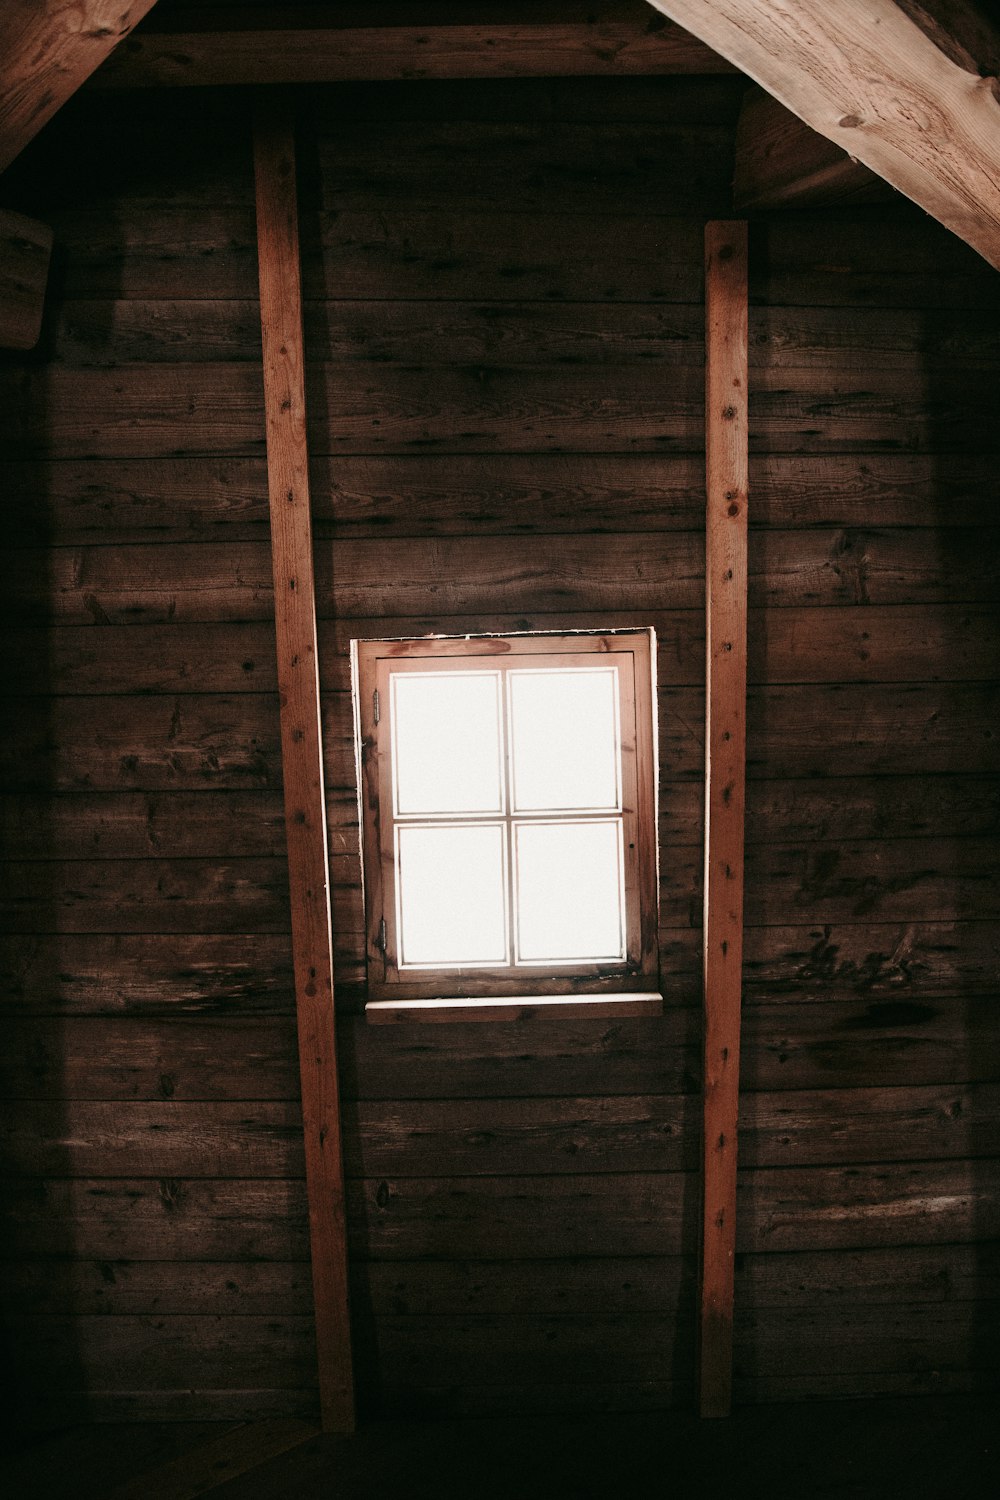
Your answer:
[378,917,387,952]
[373,688,380,725]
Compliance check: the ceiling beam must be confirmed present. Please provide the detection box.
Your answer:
[0,0,160,174]
[734,87,886,213]
[645,0,1000,268]
[91,4,735,86]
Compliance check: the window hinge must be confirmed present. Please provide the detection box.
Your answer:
[373,688,380,725]
[378,917,387,952]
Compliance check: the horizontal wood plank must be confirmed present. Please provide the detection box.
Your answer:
[40,299,1000,372]
[4,1241,996,1318]
[3,682,997,793]
[4,1085,998,1178]
[2,992,998,1100]
[3,451,995,545]
[5,531,1000,623]
[4,362,999,458]
[3,1163,995,1260]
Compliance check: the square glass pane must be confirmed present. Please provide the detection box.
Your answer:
[392,671,504,816]
[514,819,625,963]
[397,823,508,967]
[508,668,620,812]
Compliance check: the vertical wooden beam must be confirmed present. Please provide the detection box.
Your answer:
[700,220,749,1420]
[253,100,355,1434]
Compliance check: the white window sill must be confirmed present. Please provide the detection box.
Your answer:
[365,993,663,1024]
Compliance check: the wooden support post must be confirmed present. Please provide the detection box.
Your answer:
[253,100,355,1434]
[700,220,749,1420]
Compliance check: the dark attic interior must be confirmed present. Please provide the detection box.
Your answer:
[0,2,998,1496]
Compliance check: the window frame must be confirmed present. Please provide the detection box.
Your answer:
[352,630,659,1004]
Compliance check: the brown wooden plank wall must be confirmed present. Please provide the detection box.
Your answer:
[1,75,999,1425]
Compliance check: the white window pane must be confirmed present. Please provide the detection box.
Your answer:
[514,820,625,963]
[397,823,508,967]
[509,668,620,812]
[392,671,503,815]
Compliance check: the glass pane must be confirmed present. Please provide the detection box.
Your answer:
[514,820,625,963]
[392,671,503,816]
[397,823,508,968]
[509,668,620,812]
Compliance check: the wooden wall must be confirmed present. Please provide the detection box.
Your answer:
[1,74,998,1425]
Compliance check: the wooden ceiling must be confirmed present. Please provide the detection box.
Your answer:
[0,2,998,270]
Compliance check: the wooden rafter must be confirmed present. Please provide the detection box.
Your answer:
[253,100,355,1434]
[91,2,734,86]
[645,0,1000,269]
[0,0,160,175]
[701,220,749,1420]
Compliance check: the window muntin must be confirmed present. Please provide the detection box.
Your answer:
[354,632,658,1000]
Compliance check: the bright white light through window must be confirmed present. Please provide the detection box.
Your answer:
[509,669,620,811]
[392,671,504,816]
[396,823,508,967]
[514,819,625,962]
[390,662,627,970]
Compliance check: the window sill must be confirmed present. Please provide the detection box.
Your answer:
[365,992,663,1024]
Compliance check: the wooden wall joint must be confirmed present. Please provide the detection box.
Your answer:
[253,98,355,1434]
[699,219,749,1420]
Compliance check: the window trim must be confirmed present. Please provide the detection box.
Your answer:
[352,630,660,1008]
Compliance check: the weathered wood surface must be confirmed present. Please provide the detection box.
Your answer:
[4,75,998,1424]
[3,767,997,863]
[0,0,161,174]
[2,451,995,544]
[734,86,882,212]
[6,1301,994,1405]
[6,531,1000,622]
[3,681,996,792]
[700,218,749,1416]
[4,361,998,457]
[645,0,1000,268]
[5,606,1000,703]
[4,1083,999,1177]
[254,99,354,1431]
[35,299,1000,371]
[94,9,733,86]
[0,209,53,351]
[3,835,997,934]
[3,995,999,1104]
[4,1241,996,1317]
[4,1162,996,1260]
[6,921,995,1018]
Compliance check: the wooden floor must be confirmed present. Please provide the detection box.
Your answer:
[1,1395,996,1499]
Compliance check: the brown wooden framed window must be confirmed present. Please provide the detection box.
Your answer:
[352,631,659,1013]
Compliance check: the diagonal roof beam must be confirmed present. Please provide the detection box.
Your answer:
[644,0,1000,269]
[0,0,160,175]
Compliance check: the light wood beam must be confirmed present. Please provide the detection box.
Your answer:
[253,99,355,1434]
[0,1,160,174]
[734,87,886,212]
[0,209,53,350]
[645,0,1000,268]
[92,3,734,86]
[700,220,748,1420]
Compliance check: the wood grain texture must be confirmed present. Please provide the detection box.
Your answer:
[701,220,749,1418]
[2,452,995,544]
[0,209,53,350]
[95,17,732,86]
[646,0,1000,267]
[254,101,354,1432]
[0,0,160,173]
[734,87,883,212]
